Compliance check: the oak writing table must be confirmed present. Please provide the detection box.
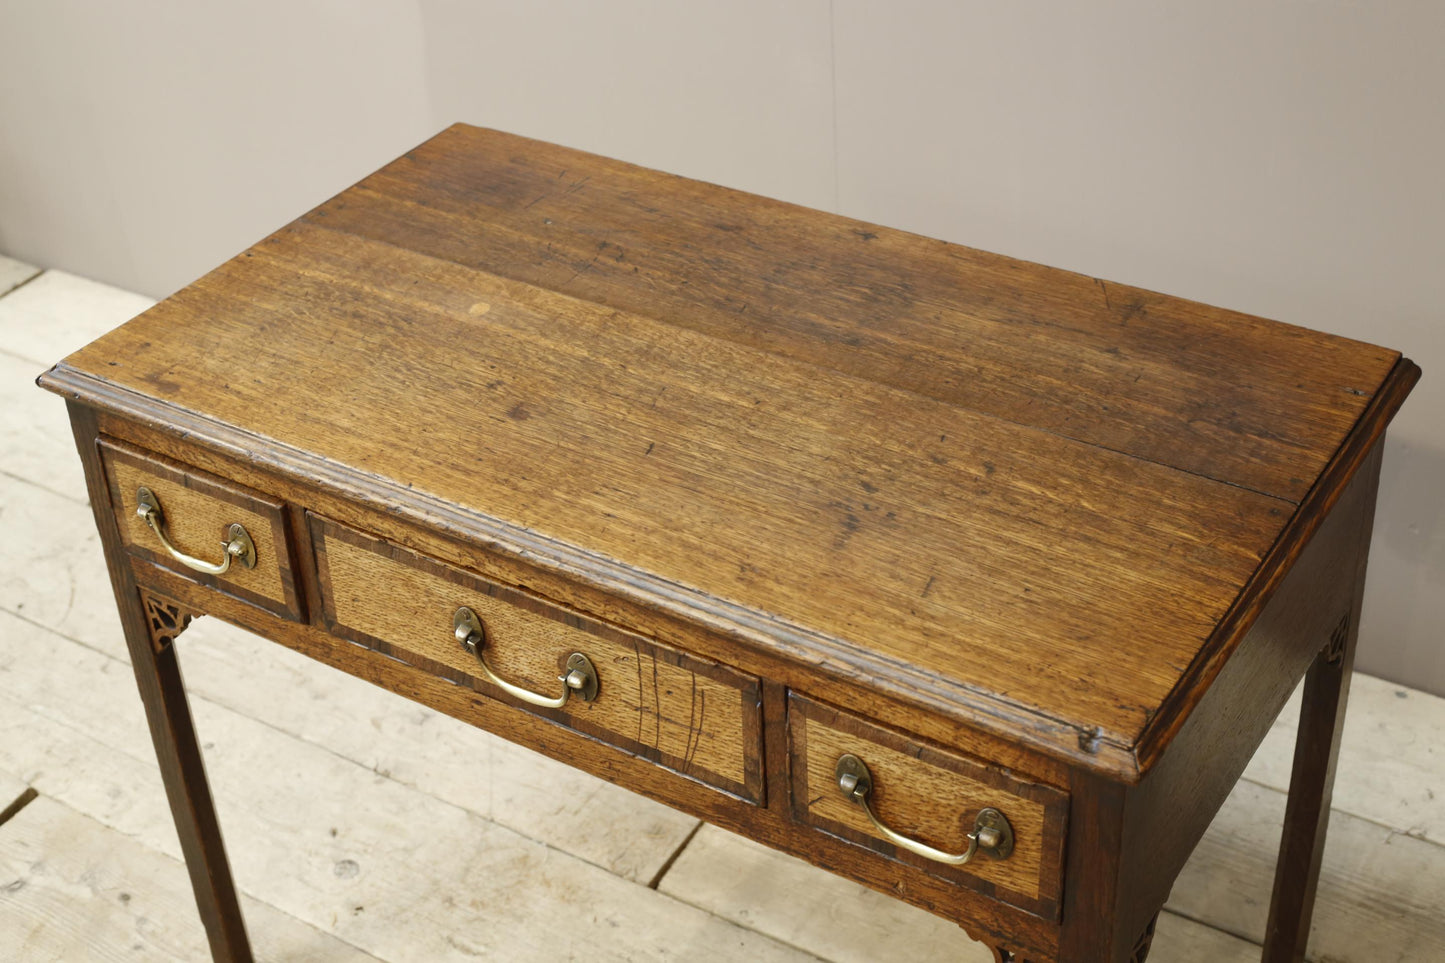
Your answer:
[39,125,1418,962]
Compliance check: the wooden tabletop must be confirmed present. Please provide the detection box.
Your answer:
[43,124,1418,780]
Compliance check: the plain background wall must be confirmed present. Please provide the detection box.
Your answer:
[2,1,1440,695]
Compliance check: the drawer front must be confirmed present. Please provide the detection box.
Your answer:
[100,439,302,621]
[311,515,764,803]
[789,694,1068,919]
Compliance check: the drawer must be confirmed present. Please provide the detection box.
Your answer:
[789,694,1068,919]
[99,439,302,621]
[310,515,765,803]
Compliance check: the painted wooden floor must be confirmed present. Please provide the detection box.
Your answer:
[0,253,1440,962]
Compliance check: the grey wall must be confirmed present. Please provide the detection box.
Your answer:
[2,2,1440,694]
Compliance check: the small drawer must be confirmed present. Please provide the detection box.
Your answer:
[100,439,302,621]
[789,694,1068,919]
[310,515,765,804]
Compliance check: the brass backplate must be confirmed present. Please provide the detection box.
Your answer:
[563,652,600,702]
[224,522,258,569]
[454,606,484,655]
[974,807,1014,860]
[834,752,873,800]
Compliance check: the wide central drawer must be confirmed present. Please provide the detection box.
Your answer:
[309,514,764,803]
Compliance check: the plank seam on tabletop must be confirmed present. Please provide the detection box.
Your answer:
[300,219,1301,504]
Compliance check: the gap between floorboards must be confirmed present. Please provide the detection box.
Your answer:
[648,820,704,889]
[0,266,44,302]
[0,787,39,829]
[0,467,89,507]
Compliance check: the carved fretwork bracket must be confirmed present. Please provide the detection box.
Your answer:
[140,590,197,653]
[1325,612,1351,665]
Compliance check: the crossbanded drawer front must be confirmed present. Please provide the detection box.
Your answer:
[99,438,302,621]
[310,514,764,803]
[789,694,1069,919]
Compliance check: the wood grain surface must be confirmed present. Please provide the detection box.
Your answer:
[40,124,1418,779]
[312,515,763,802]
[322,125,1398,504]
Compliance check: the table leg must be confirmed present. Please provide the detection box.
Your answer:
[68,402,253,962]
[129,590,255,962]
[1260,434,1384,963]
[1260,613,1356,963]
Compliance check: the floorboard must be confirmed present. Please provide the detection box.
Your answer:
[0,472,124,659]
[0,610,818,962]
[660,825,1263,963]
[1167,779,1445,963]
[0,255,39,301]
[1244,674,1443,845]
[0,770,36,829]
[0,351,90,504]
[0,269,153,368]
[0,788,382,962]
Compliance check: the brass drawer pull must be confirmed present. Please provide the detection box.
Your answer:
[835,753,1014,865]
[135,486,257,575]
[453,606,599,707]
